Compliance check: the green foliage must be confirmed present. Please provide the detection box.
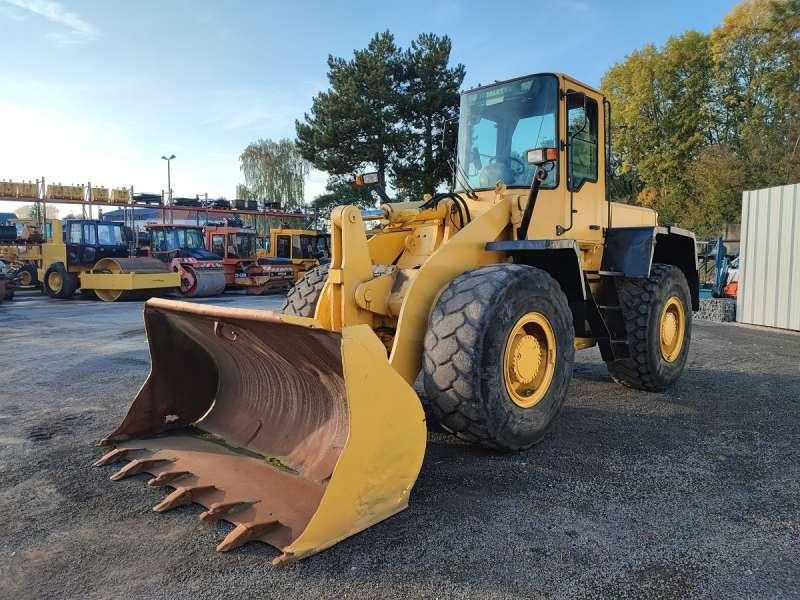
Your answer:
[392,34,465,200]
[296,31,404,189]
[602,0,800,234]
[235,184,254,200]
[239,138,310,210]
[296,31,464,201]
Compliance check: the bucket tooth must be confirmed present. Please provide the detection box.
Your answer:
[199,500,255,522]
[147,471,192,488]
[216,520,280,552]
[93,447,142,467]
[272,552,296,567]
[110,458,171,481]
[152,485,217,513]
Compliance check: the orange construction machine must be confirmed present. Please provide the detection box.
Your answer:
[204,224,293,294]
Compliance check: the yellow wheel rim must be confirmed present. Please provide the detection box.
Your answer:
[659,296,686,362]
[48,271,62,293]
[503,312,557,408]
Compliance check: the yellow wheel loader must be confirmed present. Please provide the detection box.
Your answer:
[40,219,180,301]
[96,73,698,563]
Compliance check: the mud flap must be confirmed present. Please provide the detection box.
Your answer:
[95,298,426,564]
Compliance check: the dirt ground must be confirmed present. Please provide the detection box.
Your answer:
[0,290,798,599]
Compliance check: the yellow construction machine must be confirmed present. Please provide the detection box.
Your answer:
[40,218,180,301]
[96,73,698,563]
[0,218,50,287]
[256,227,331,281]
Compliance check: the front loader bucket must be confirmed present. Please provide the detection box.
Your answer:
[96,298,426,564]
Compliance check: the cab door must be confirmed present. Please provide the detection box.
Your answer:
[561,77,606,243]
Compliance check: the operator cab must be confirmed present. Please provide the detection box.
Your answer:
[149,226,221,261]
[63,219,129,267]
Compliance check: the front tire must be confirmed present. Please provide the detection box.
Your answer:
[605,263,692,391]
[282,263,329,317]
[423,264,575,451]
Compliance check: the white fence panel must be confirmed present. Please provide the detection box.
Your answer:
[737,183,800,331]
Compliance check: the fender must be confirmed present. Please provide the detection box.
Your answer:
[601,226,699,310]
[486,239,589,337]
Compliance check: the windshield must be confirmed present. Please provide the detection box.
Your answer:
[151,228,205,251]
[96,223,125,245]
[292,235,317,259]
[456,74,558,190]
[182,229,205,249]
[229,233,256,258]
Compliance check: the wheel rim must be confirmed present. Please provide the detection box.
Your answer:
[19,270,32,286]
[503,312,557,408]
[659,296,686,362]
[48,271,62,293]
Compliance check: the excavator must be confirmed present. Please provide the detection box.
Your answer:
[96,73,698,564]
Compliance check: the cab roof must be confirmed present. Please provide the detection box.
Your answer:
[463,72,604,98]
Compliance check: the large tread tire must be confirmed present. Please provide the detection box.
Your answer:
[606,263,692,391]
[423,264,575,452]
[43,263,78,299]
[282,263,391,317]
[282,263,329,317]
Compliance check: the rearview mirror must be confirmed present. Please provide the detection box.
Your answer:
[526,147,558,165]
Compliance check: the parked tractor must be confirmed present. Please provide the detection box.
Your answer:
[98,72,698,564]
[39,219,179,301]
[204,224,294,294]
[146,224,226,297]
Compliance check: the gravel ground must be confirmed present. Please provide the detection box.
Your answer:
[0,289,798,599]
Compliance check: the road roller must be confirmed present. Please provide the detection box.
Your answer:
[38,219,179,301]
[145,224,226,297]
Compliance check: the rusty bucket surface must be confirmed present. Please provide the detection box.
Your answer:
[96,298,426,564]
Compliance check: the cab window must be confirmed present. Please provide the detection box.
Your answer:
[83,223,96,245]
[567,94,598,191]
[68,223,82,244]
[276,235,291,258]
[211,234,225,257]
[151,230,166,251]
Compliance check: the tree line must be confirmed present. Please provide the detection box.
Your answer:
[602,0,799,236]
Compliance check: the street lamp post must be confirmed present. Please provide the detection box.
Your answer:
[161,154,175,223]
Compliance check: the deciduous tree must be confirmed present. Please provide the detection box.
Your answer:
[239,138,310,210]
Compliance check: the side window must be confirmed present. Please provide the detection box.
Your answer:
[277,235,291,258]
[567,94,598,191]
[151,230,163,251]
[211,234,225,256]
[83,224,96,245]
[69,223,82,244]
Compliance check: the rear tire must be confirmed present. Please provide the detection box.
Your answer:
[605,263,692,391]
[423,264,575,451]
[17,263,38,287]
[43,263,78,299]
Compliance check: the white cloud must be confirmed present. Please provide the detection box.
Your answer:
[1,0,99,45]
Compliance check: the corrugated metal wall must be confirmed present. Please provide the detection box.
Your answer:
[737,183,800,331]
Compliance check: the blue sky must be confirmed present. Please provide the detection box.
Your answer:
[0,0,738,214]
